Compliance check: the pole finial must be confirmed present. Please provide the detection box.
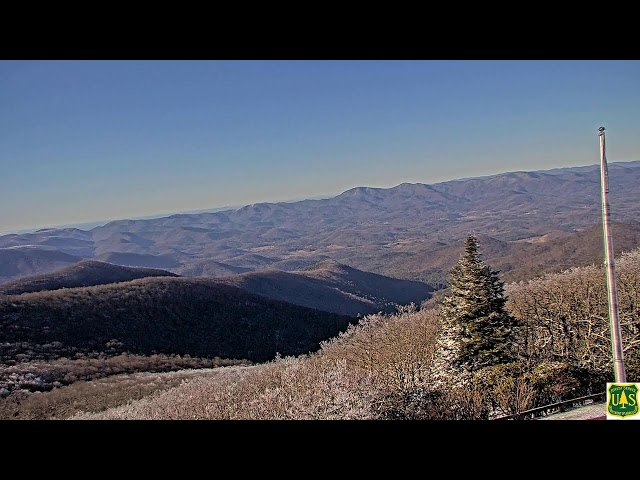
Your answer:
[599,126,605,133]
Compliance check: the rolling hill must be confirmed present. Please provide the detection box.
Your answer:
[369,221,640,286]
[0,260,179,296]
[0,277,355,363]
[94,252,181,269]
[0,247,83,285]
[174,259,252,277]
[215,260,433,316]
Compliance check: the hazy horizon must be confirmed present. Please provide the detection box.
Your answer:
[0,192,335,236]
[2,60,639,233]
[3,158,639,237]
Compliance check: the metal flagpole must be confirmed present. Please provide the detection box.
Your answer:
[599,126,626,382]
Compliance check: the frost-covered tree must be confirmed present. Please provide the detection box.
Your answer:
[431,235,518,388]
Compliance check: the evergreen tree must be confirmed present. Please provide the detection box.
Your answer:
[431,235,518,388]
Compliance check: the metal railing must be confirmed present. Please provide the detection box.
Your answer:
[495,392,606,420]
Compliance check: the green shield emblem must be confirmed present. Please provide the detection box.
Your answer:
[608,383,639,418]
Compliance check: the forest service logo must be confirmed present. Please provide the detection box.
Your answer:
[607,383,639,419]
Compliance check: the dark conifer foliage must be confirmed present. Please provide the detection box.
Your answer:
[440,235,519,373]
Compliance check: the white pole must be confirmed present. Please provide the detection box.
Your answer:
[599,126,626,382]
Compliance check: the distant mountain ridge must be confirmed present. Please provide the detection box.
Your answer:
[2,160,640,286]
[378,221,640,286]
[214,259,433,316]
[533,159,640,176]
[0,247,83,284]
[0,260,178,296]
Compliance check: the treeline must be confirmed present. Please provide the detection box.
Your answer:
[507,250,640,377]
[1,367,231,420]
[74,246,640,420]
[0,352,248,398]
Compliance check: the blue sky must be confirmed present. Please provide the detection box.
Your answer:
[1,60,639,233]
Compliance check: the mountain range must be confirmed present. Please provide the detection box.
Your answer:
[1,160,639,287]
[2,160,640,385]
